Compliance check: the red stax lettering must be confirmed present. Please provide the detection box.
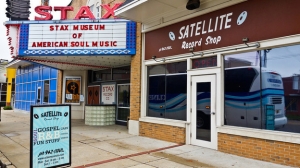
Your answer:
[101,3,122,19]
[102,86,114,92]
[74,6,95,20]
[34,3,122,20]
[54,6,73,20]
[49,25,69,31]
[35,6,53,20]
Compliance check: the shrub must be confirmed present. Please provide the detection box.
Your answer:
[3,106,13,110]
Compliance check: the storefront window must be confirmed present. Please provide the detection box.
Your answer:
[224,44,300,133]
[43,80,49,103]
[93,69,111,81]
[0,83,7,103]
[1,83,7,91]
[15,65,57,111]
[147,61,187,121]
[91,66,131,82]
[113,66,130,80]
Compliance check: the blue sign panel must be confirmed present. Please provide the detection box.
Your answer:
[30,105,71,168]
[265,104,275,130]
[19,20,136,56]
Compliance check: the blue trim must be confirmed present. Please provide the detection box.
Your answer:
[126,21,136,51]
[225,89,284,102]
[19,24,29,50]
[19,49,135,56]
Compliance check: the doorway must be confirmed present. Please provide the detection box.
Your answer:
[191,75,217,149]
[116,84,130,123]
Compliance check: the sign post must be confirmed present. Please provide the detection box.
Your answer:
[30,105,71,168]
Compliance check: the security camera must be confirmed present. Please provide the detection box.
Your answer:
[186,0,200,10]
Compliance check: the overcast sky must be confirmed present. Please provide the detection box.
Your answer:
[0,0,40,62]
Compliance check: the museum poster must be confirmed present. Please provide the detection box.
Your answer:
[65,77,81,103]
[30,105,71,168]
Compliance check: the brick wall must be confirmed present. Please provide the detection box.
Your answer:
[57,70,63,104]
[140,122,186,144]
[218,133,300,167]
[129,23,142,121]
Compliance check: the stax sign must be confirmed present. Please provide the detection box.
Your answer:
[34,3,122,20]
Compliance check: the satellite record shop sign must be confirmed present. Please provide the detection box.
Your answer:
[19,21,136,56]
[30,105,71,168]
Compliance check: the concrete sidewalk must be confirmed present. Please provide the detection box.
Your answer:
[0,108,292,168]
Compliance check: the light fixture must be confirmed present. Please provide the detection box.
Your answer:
[243,37,260,48]
[189,47,195,55]
[189,48,204,57]
[186,0,200,10]
[152,56,165,62]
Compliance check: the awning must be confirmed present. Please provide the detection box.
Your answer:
[10,55,131,71]
[115,0,246,32]
[5,59,32,69]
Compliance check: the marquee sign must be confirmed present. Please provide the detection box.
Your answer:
[19,21,136,56]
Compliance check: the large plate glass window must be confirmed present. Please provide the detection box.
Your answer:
[224,44,300,134]
[0,83,7,104]
[147,61,187,120]
[43,80,49,104]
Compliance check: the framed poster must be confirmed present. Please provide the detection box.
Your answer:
[101,83,116,104]
[30,105,71,168]
[64,76,81,104]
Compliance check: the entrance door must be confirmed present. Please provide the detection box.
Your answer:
[191,75,217,149]
[116,84,130,123]
[88,86,100,105]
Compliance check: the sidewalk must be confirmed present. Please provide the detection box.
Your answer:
[0,108,292,168]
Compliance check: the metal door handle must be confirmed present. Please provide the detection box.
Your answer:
[211,112,215,115]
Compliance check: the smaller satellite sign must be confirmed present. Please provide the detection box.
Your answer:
[30,105,71,168]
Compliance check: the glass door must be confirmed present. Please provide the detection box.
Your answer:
[191,75,217,149]
[117,84,130,122]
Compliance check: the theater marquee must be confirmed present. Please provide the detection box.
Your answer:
[19,21,136,56]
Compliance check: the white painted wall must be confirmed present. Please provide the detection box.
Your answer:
[62,70,87,119]
[0,65,6,83]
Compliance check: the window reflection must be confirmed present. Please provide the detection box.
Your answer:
[224,44,300,134]
[43,80,49,103]
[147,61,187,121]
